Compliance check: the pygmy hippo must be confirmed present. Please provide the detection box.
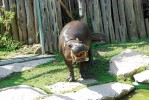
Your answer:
[59,21,93,82]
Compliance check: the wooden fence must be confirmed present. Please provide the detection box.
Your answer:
[0,0,149,53]
[0,0,62,53]
[87,0,149,43]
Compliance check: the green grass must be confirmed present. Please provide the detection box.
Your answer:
[0,39,149,93]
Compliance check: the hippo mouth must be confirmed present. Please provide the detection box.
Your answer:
[72,51,87,63]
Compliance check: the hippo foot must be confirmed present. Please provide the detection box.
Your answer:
[80,71,86,79]
[67,76,75,82]
[89,60,94,66]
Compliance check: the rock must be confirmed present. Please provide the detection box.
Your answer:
[109,49,149,77]
[0,85,47,100]
[0,58,54,79]
[45,79,98,94]
[133,70,149,83]
[41,82,134,100]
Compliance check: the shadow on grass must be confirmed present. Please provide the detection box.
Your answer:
[81,50,117,84]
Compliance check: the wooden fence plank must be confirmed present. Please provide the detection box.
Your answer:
[0,0,2,6]
[9,0,19,40]
[145,19,149,37]
[118,0,127,42]
[16,0,27,43]
[25,0,35,44]
[125,0,138,40]
[107,0,115,43]
[4,0,10,11]
[134,0,147,38]
[91,0,103,33]
[100,0,110,42]
[112,0,121,42]
[33,0,39,43]
[77,0,87,24]
[47,0,54,53]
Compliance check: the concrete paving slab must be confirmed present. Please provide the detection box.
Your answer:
[109,49,149,77]
[46,79,98,94]
[0,54,54,66]
[0,58,54,79]
[133,70,149,83]
[41,82,134,100]
[0,85,47,100]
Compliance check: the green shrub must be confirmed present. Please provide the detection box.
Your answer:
[0,7,21,51]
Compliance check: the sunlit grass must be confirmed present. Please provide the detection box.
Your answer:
[0,39,149,93]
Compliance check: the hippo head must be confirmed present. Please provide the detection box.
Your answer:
[67,39,88,64]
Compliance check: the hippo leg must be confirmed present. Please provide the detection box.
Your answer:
[79,63,86,79]
[64,58,75,82]
[88,48,94,65]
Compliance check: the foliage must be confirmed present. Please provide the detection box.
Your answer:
[0,7,21,51]
[0,34,21,51]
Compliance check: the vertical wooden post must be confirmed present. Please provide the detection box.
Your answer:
[100,0,110,42]
[36,0,45,54]
[112,0,121,42]
[125,0,138,40]
[0,0,2,6]
[133,0,147,38]
[9,0,19,41]
[4,0,10,11]
[33,0,39,43]
[145,19,149,37]
[118,0,127,42]
[107,0,115,43]
[90,0,103,33]
[16,0,27,43]
[77,0,87,24]
[25,0,35,44]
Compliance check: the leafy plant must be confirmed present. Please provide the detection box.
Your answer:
[0,6,21,51]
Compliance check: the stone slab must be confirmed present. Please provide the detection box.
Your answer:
[0,85,47,100]
[133,70,149,83]
[0,58,54,79]
[45,79,98,94]
[0,54,54,66]
[109,49,149,76]
[41,82,134,100]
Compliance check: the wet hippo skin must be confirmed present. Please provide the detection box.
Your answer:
[59,21,93,82]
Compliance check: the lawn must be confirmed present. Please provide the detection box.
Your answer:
[0,39,149,93]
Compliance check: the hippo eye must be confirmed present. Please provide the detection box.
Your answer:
[68,44,73,48]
